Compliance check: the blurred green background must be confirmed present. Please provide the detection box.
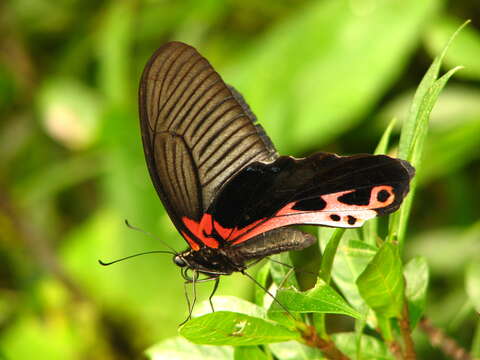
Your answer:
[0,0,479,359]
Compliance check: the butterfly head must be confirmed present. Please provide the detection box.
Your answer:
[173,254,187,267]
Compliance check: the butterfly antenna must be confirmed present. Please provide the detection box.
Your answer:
[241,270,296,321]
[124,219,178,254]
[98,250,174,266]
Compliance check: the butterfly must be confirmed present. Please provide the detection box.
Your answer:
[138,41,414,285]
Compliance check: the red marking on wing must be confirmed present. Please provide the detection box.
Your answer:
[213,220,232,239]
[200,213,213,234]
[182,215,219,249]
[230,185,395,245]
[180,230,200,251]
[180,185,396,249]
[222,218,265,242]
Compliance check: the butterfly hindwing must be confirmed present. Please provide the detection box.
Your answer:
[206,152,414,246]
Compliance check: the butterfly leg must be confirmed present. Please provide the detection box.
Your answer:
[179,270,199,326]
[208,277,220,313]
[180,280,192,326]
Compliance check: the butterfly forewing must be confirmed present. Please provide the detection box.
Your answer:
[139,42,277,238]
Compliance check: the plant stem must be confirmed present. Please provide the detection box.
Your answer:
[400,302,416,359]
[419,317,472,360]
[387,340,404,360]
[378,316,404,360]
[302,325,350,360]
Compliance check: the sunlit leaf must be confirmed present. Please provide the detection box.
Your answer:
[392,21,465,246]
[179,312,300,346]
[327,239,377,310]
[357,243,404,318]
[269,280,362,319]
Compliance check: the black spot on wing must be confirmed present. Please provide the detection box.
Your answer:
[377,189,390,202]
[292,197,327,211]
[337,187,371,206]
[330,214,340,221]
[347,215,356,225]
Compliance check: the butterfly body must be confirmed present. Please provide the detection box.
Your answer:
[138,41,414,277]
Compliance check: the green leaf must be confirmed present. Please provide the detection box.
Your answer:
[374,118,397,155]
[398,20,467,159]
[466,261,480,313]
[327,239,377,310]
[404,257,429,328]
[319,228,346,284]
[333,332,393,360]
[179,312,300,346]
[269,280,362,319]
[425,16,480,81]
[391,21,466,247]
[269,341,323,360]
[146,337,233,360]
[228,0,438,152]
[234,346,268,360]
[357,243,404,318]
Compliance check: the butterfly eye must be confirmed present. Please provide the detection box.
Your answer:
[173,255,187,267]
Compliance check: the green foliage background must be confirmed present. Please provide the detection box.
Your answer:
[0,0,479,359]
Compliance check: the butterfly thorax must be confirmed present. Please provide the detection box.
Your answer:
[178,247,246,276]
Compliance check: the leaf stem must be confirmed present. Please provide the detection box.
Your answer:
[378,316,404,360]
[301,325,350,360]
[387,340,404,360]
[400,302,416,360]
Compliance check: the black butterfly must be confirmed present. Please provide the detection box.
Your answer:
[138,41,414,290]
